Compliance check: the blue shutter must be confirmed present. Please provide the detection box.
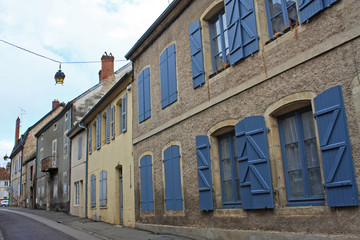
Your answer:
[138,70,145,123]
[88,125,92,155]
[78,136,82,160]
[160,50,169,109]
[103,171,107,206]
[160,45,177,108]
[323,0,338,8]
[163,146,183,210]
[298,0,324,23]
[189,20,205,88]
[111,105,115,140]
[96,114,101,150]
[144,68,151,120]
[122,93,127,133]
[106,105,110,144]
[314,85,359,207]
[99,171,103,206]
[235,116,274,209]
[91,174,96,207]
[225,0,259,66]
[140,155,154,211]
[196,136,214,211]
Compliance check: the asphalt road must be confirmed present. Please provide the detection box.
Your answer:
[0,210,76,240]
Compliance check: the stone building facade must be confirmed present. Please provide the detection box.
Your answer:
[126,0,360,239]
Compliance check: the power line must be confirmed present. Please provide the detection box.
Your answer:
[0,38,128,64]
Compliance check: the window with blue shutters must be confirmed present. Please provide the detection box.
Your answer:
[90,174,96,207]
[121,93,127,133]
[95,114,101,150]
[160,44,177,109]
[138,67,151,123]
[99,170,107,207]
[140,155,154,211]
[111,105,115,140]
[218,132,241,208]
[163,145,183,210]
[279,107,325,206]
[264,0,299,39]
[88,125,92,155]
[314,85,359,207]
[189,20,205,88]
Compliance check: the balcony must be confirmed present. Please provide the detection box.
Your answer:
[41,156,58,172]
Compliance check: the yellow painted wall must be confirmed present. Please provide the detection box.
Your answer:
[87,78,134,227]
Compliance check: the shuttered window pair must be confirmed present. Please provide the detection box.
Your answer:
[138,68,151,123]
[189,0,259,88]
[140,155,154,211]
[99,170,107,207]
[265,0,339,38]
[196,85,358,210]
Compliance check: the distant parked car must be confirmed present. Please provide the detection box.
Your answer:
[1,200,9,207]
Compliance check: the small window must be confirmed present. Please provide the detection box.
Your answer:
[265,0,298,39]
[74,182,80,206]
[41,134,44,141]
[278,107,324,206]
[209,11,230,72]
[29,166,33,181]
[53,123,57,131]
[218,131,241,208]
[65,112,69,121]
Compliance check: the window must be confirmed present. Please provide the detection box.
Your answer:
[53,123,57,131]
[138,68,151,122]
[90,174,96,207]
[140,155,154,211]
[121,93,127,133]
[41,133,44,141]
[95,114,101,150]
[105,105,111,144]
[209,11,230,71]
[218,132,241,208]
[265,0,298,39]
[41,180,45,196]
[65,112,69,121]
[52,139,57,167]
[63,172,68,196]
[160,44,177,109]
[111,105,115,139]
[88,125,92,155]
[30,166,33,181]
[17,183,20,196]
[99,170,107,207]
[74,182,80,205]
[64,131,68,159]
[163,145,183,210]
[279,107,324,206]
[78,136,82,160]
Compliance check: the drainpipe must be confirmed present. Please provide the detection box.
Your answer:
[68,107,73,212]
[79,121,88,218]
[34,138,38,208]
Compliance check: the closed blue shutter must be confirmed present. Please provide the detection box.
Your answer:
[78,136,82,160]
[140,155,154,211]
[88,125,92,155]
[138,70,145,123]
[99,171,103,206]
[225,0,259,66]
[96,114,101,150]
[323,0,338,8]
[160,45,177,109]
[111,105,115,140]
[196,136,214,211]
[91,174,96,207]
[164,146,183,210]
[189,20,205,88]
[103,171,107,206]
[122,93,127,133]
[106,105,110,144]
[235,116,274,209]
[144,68,151,120]
[298,0,323,23]
[314,85,359,207]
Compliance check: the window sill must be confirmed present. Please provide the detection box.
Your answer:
[265,22,299,46]
[209,63,230,79]
[100,206,108,209]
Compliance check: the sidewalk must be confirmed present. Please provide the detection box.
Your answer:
[6,207,195,240]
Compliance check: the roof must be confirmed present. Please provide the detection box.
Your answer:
[10,103,65,158]
[80,69,133,125]
[0,168,10,180]
[125,0,191,60]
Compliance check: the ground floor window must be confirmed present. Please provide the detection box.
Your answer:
[278,107,324,206]
[74,182,80,205]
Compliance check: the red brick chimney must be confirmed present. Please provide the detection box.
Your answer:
[98,52,114,82]
[15,117,20,144]
[52,99,60,109]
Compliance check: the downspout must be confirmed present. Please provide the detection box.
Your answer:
[79,121,88,218]
[20,149,23,207]
[68,107,73,212]
[34,138,38,208]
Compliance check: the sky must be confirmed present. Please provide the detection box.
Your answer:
[0,0,172,168]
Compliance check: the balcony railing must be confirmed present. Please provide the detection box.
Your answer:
[40,156,58,172]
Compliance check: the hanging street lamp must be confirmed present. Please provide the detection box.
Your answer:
[54,63,65,85]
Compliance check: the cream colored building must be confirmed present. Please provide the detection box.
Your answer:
[81,67,134,227]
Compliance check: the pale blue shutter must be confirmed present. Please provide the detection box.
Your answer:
[144,68,151,120]
[225,0,259,65]
[105,105,110,144]
[138,70,145,123]
[91,174,96,207]
[189,20,205,88]
[111,105,115,140]
[103,171,107,206]
[160,45,177,108]
[88,125,92,155]
[122,93,127,133]
[235,116,274,209]
[314,85,359,207]
[99,171,103,206]
[96,114,101,150]
[196,136,214,211]
[78,136,82,160]
[140,155,154,211]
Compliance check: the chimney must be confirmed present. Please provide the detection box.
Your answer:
[15,117,20,144]
[99,52,114,82]
[52,99,60,109]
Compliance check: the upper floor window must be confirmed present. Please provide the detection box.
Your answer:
[265,0,298,39]
[209,11,229,71]
[138,67,151,123]
[78,136,82,160]
[95,114,101,150]
[160,44,177,109]
[278,107,324,206]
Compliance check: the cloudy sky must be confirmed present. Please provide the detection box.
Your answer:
[0,0,171,168]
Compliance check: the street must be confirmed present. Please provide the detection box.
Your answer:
[0,209,76,240]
